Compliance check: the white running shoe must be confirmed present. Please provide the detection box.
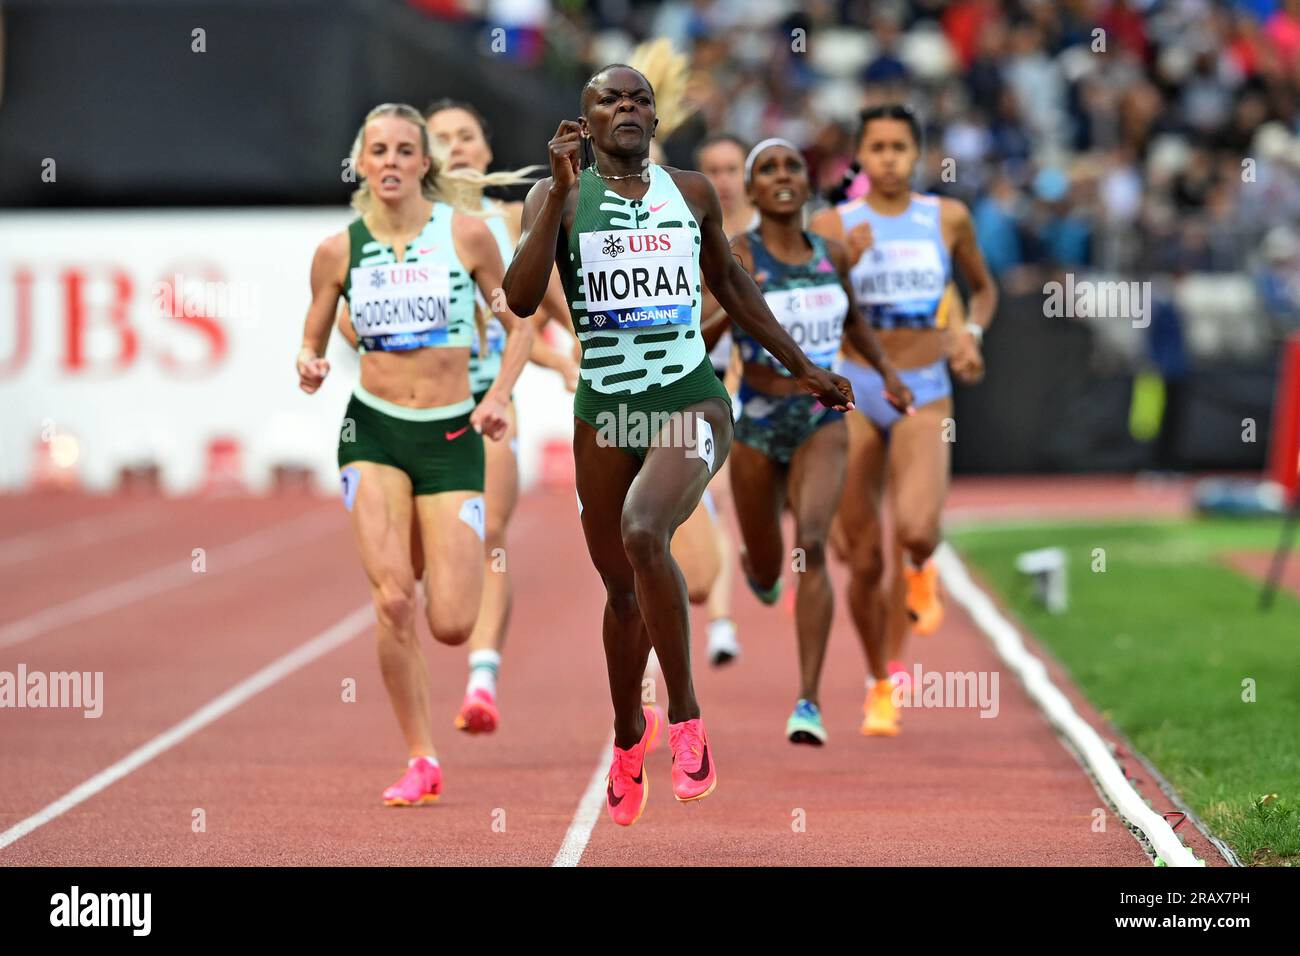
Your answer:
[707,618,741,667]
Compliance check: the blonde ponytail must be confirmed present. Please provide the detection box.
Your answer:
[628,38,698,140]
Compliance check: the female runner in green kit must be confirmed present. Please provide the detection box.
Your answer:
[504,65,854,827]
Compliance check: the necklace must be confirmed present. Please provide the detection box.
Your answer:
[593,164,647,182]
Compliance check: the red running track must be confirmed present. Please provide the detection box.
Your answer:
[0,483,1166,866]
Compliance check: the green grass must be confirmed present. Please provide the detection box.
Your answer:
[950,517,1300,866]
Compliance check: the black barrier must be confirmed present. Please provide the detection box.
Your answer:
[952,293,1276,474]
[0,0,574,207]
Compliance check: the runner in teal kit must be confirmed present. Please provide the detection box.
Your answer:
[424,99,579,736]
[296,103,533,806]
[334,100,574,738]
[504,64,855,826]
[708,138,911,744]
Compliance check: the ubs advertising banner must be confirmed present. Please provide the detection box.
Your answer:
[0,209,575,493]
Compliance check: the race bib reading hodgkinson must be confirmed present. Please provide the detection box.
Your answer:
[350,261,451,351]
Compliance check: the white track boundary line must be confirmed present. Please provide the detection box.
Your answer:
[0,509,337,652]
[0,506,162,568]
[0,604,373,851]
[934,542,1202,867]
[552,732,613,867]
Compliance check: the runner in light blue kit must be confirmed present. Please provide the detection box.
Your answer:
[811,103,997,737]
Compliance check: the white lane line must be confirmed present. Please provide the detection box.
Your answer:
[934,542,1202,867]
[0,604,373,851]
[552,732,613,867]
[0,509,339,652]
[0,507,162,568]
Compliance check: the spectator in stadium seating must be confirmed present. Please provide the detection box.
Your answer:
[973,170,1025,279]
[862,5,912,90]
[1028,167,1091,270]
[1255,226,1300,332]
[1265,0,1300,64]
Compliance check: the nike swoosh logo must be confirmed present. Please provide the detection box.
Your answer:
[606,768,643,807]
[684,745,711,782]
[649,201,668,213]
[418,246,437,255]
[445,426,469,441]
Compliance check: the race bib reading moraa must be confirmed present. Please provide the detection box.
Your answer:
[579,229,695,330]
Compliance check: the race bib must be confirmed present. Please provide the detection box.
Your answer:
[851,239,945,305]
[580,228,695,330]
[350,262,451,351]
[763,282,847,368]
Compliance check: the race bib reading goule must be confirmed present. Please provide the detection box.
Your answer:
[350,262,451,351]
[579,228,695,330]
[763,283,847,368]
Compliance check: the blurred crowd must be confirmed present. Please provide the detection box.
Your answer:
[415,0,1300,335]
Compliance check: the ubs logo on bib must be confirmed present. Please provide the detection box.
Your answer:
[602,235,625,258]
[627,233,674,253]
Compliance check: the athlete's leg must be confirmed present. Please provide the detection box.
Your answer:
[669,498,720,604]
[728,440,786,595]
[888,397,951,566]
[786,418,848,705]
[705,454,737,620]
[837,410,890,682]
[415,489,487,646]
[345,462,434,758]
[456,402,516,731]
[468,401,518,654]
[622,399,734,726]
[888,397,952,637]
[885,515,910,660]
[573,422,650,751]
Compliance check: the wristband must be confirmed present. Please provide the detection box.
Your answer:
[966,324,984,346]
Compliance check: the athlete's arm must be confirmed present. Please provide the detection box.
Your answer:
[941,285,983,385]
[943,198,995,385]
[456,213,534,440]
[537,264,576,337]
[528,336,580,391]
[297,231,347,393]
[826,238,912,413]
[679,170,854,411]
[534,268,580,389]
[811,204,874,263]
[945,198,996,332]
[504,120,581,316]
[504,196,579,387]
